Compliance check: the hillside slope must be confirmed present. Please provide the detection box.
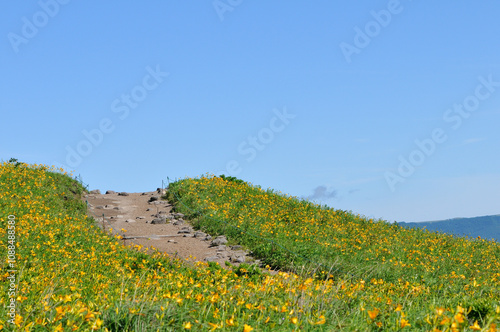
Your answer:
[0,163,345,331]
[168,175,500,330]
[1,164,500,331]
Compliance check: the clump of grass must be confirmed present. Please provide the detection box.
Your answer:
[167,174,500,330]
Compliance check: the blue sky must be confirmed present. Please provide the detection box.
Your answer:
[2,1,499,222]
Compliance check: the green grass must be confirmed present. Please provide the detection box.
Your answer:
[167,174,500,330]
[1,164,499,331]
[0,163,344,331]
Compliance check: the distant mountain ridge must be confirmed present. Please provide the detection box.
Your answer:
[399,214,500,242]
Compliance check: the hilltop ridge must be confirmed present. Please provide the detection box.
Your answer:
[1,163,500,331]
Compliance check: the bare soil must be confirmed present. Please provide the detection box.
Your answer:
[83,190,270,271]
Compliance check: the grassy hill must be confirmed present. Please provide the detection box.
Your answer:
[1,163,499,331]
[399,215,500,242]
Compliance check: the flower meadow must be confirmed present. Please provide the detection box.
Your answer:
[167,175,500,331]
[0,163,498,331]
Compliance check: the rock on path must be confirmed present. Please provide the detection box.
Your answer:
[84,190,259,268]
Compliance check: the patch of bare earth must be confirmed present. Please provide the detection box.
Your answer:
[84,189,275,273]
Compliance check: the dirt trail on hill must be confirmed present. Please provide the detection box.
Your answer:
[83,189,269,271]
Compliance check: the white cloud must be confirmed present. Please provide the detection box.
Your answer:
[305,185,337,200]
[463,137,486,145]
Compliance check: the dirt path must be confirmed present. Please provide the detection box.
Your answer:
[83,189,260,268]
